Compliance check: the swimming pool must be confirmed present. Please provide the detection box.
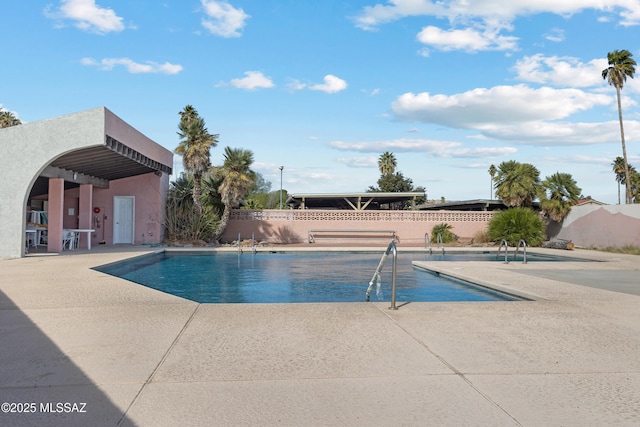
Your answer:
[95,251,522,304]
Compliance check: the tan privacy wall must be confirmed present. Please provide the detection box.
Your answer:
[222,210,494,245]
[550,204,640,248]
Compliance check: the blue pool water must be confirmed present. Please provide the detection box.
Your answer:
[95,251,522,304]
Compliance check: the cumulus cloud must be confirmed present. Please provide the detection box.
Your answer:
[392,84,611,128]
[200,0,249,37]
[229,71,274,90]
[309,75,348,94]
[354,0,640,30]
[416,25,518,52]
[513,54,607,87]
[44,0,125,34]
[482,120,640,146]
[81,57,183,74]
[328,138,516,158]
[354,1,640,53]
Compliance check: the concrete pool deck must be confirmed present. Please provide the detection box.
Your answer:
[1,246,639,426]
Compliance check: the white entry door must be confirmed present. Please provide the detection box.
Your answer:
[113,196,135,244]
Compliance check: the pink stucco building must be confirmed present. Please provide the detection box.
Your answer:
[0,107,173,258]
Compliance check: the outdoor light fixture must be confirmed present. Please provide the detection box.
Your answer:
[73,172,78,181]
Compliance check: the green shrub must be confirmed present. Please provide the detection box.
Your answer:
[487,208,545,246]
[431,223,457,243]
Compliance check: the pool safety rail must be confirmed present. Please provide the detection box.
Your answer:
[424,232,445,255]
[307,229,396,243]
[496,239,528,264]
[365,239,399,310]
[237,232,257,254]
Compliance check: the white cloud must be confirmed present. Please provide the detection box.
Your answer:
[416,25,518,52]
[513,54,607,87]
[230,71,274,90]
[45,0,125,34]
[200,0,249,37]
[336,156,378,168]
[286,79,307,91]
[328,138,516,158]
[81,57,183,74]
[392,84,611,127]
[544,28,565,42]
[354,0,640,30]
[482,120,640,146]
[309,75,348,94]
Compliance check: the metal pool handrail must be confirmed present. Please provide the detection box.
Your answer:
[437,233,445,255]
[365,239,399,310]
[424,232,432,254]
[496,239,509,263]
[514,239,527,264]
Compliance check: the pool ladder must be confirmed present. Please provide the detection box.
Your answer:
[365,239,399,310]
[496,239,527,264]
[237,232,257,254]
[424,232,444,255]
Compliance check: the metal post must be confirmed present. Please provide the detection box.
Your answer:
[279,166,284,210]
[389,241,398,310]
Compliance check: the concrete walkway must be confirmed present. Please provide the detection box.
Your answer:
[1,246,639,426]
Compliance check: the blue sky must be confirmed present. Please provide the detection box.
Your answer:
[3,1,640,204]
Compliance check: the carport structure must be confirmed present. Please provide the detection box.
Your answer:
[0,107,173,258]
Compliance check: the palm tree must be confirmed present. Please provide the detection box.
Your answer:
[488,164,497,199]
[602,49,636,204]
[175,105,219,215]
[214,147,256,240]
[378,152,397,175]
[494,160,542,207]
[0,110,21,128]
[630,171,640,203]
[540,172,582,222]
[612,156,626,204]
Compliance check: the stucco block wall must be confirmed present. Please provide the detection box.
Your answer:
[222,210,494,245]
[550,204,640,248]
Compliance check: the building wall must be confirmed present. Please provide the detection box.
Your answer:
[223,210,494,245]
[549,204,640,248]
[64,172,169,246]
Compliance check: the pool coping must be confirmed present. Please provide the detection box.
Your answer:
[2,245,640,426]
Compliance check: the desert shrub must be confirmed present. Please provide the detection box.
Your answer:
[487,207,545,246]
[431,223,457,243]
[165,199,219,243]
[473,229,490,244]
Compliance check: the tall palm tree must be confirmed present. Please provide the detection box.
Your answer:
[602,49,636,204]
[215,147,256,240]
[175,105,218,215]
[540,172,582,222]
[494,160,542,208]
[488,164,497,199]
[0,110,21,128]
[378,152,397,175]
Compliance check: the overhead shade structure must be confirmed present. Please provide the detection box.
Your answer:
[285,192,425,210]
